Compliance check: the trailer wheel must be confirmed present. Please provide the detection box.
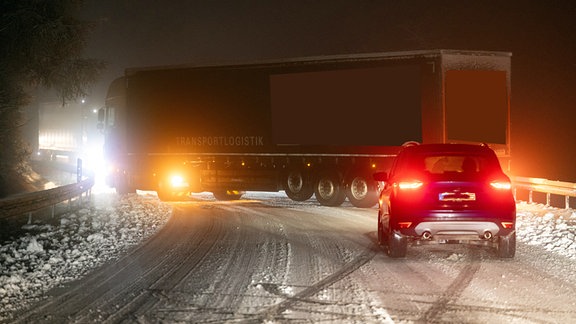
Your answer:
[346,173,378,208]
[314,170,346,207]
[284,169,314,201]
[213,190,244,201]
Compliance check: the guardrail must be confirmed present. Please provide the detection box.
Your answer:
[512,176,576,209]
[0,159,94,221]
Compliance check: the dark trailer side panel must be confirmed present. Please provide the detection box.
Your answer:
[125,68,272,155]
[124,59,424,155]
[270,65,422,146]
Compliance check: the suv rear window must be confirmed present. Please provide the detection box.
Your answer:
[425,155,481,174]
[394,152,501,176]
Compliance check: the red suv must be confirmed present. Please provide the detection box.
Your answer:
[374,143,516,258]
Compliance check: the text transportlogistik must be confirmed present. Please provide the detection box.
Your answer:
[176,136,264,146]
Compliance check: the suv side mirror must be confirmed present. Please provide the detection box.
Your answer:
[373,172,388,182]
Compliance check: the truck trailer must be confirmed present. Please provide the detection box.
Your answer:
[98,49,511,207]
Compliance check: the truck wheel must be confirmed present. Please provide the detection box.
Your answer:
[314,171,346,207]
[387,229,408,258]
[213,190,244,201]
[497,231,516,258]
[346,174,378,208]
[284,169,314,201]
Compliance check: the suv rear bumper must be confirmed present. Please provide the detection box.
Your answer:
[391,208,516,238]
[395,218,515,240]
[414,221,501,237]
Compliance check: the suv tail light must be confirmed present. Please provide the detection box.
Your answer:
[490,180,512,190]
[397,181,424,190]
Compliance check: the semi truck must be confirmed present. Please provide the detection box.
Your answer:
[98,49,511,207]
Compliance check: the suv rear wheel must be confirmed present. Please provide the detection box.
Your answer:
[377,212,385,245]
[497,231,516,258]
[387,229,408,258]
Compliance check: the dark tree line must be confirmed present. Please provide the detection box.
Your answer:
[0,0,104,197]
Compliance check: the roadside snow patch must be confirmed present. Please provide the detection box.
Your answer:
[0,193,172,321]
[26,237,43,253]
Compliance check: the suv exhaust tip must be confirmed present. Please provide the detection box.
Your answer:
[422,231,432,240]
[482,231,493,240]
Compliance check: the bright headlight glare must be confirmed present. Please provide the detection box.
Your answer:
[170,175,186,187]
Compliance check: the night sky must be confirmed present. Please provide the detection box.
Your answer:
[80,0,576,181]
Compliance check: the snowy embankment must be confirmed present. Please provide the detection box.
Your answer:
[0,190,575,321]
[0,192,172,321]
[516,201,576,259]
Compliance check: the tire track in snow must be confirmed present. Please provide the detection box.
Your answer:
[417,248,481,323]
[258,248,376,320]
[105,206,227,323]
[189,204,273,315]
[14,205,225,323]
[143,204,295,323]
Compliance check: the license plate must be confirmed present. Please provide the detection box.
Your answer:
[438,192,476,202]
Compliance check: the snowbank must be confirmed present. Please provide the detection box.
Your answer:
[516,201,576,260]
[0,193,171,321]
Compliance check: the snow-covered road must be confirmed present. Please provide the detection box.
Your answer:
[2,191,576,323]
